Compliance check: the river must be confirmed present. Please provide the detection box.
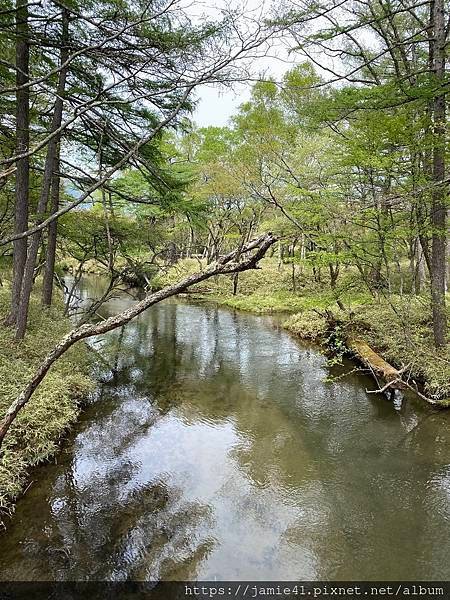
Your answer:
[0,277,449,580]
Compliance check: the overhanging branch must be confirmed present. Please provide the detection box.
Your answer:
[0,232,278,450]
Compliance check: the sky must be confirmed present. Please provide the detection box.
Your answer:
[189,1,375,127]
[192,47,297,127]
[189,0,299,128]
[193,85,249,127]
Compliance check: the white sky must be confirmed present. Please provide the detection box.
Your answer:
[193,47,297,127]
[193,85,248,127]
[189,0,377,127]
[188,0,299,127]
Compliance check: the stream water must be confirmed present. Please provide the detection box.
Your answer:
[0,277,449,580]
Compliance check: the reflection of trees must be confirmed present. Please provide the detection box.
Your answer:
[98,299,450,580]
[0,394,215,580]
[2,287,449,580]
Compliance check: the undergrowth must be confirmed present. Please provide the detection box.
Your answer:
[0,281,94,525]
[285,298,450,402]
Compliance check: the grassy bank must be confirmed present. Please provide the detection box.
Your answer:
[285,300,450,403]
[0,282,94,525]
[155,257,450,404]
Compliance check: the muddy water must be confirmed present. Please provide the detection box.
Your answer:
[0,278,449,580]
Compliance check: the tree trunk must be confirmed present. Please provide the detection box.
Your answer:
[41,151,60,306]
[329,263,339,289]
[16,9,69,339]
[446,224,450,292]
[430,0,447,347]
[347,337,404,388]
[232,272,239,295]
[414,240,426,295]
[5,0,30,326]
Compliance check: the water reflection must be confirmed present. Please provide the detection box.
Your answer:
[0,278,449,580]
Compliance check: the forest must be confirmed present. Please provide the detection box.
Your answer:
[0,0,449,580]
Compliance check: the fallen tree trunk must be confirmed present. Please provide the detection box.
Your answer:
[347,336,405,389]
[0,233,277,450]
[313,311,443,405]
[347,336,443,405]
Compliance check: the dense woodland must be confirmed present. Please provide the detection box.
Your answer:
[0,0,449,464]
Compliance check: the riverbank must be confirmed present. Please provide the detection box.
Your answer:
[0,282,94,525]
[285,300,450,404]
[155,258,450,405]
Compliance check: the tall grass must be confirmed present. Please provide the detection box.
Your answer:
[0,282,94,524]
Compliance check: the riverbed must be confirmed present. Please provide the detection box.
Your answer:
[1,279,449,580]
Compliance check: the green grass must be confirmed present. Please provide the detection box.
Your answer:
[284,311,329,340]
[208,291,319,314]
[0,281,94,524]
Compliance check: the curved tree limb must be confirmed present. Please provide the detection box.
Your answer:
[0,232,277,450]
